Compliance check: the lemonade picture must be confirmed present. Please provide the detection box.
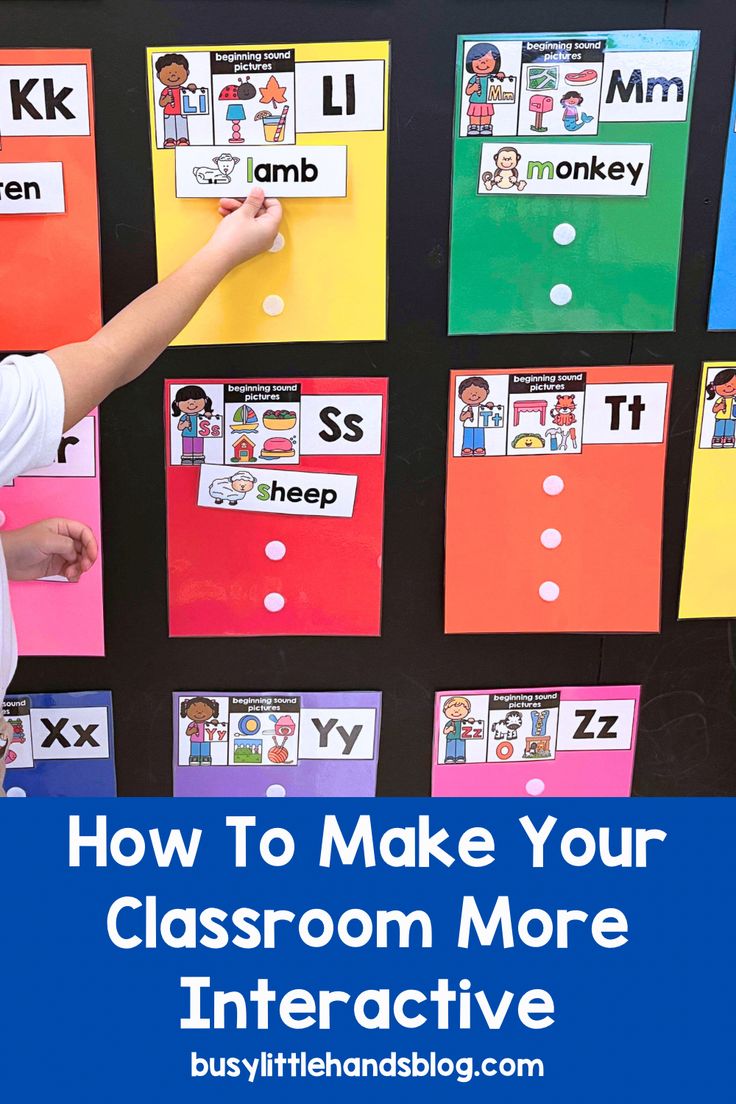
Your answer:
[255,105,289,142]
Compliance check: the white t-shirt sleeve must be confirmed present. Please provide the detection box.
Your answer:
[0,352,65,485]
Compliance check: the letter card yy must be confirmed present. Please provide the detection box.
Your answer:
[445,366,671,633]
[2,691,115,797]
[166,378,387,636]
[449,30,698,334]
[173,691,381,796]
[0,48,101,349]
[147,42,389,344]
[433,685,640,797]
[0,410,104,655]
[709,75,736,329]
[680,362,736,618]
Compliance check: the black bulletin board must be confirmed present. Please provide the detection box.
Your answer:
[3,0,736,796]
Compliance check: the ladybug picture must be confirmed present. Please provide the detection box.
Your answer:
[219,76,256,101]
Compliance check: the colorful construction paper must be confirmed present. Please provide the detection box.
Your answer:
[1,411,104,655]
[146,42,389,345]
[174,691,381,796]
[709,77,736,329]
[0,48,101,349]
[680,362,736,618]
[165,377,387,637]
[2,690,115,797]
[445,366,671,633]
[449,30,698,334]
[433,685,640,797]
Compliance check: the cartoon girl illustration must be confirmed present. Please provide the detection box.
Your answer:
[707,368,736,448]
[181,696,220,765]
[171,385,218,465]
[442,696,475,763]
[560,90,594,132]
[464,42,506,136]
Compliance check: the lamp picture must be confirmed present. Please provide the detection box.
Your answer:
[223,101,246,144]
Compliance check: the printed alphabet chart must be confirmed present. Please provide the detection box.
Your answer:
[147,41,389,344]
[0,411,104,655]
[449,30,698,334]
[174,691,381,796]
[165,377,387,637]
[2,691,115,797]
[680,362,736,618]
[433,685,640,797]
[0,48,101,349]
[445,366,671,633]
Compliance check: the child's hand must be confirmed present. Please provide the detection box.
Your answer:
[1,518,98,582]
[205,187,283,271]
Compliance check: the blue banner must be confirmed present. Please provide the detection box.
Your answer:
[1,799,732,1099]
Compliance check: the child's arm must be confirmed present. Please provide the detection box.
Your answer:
[50,187,282,431]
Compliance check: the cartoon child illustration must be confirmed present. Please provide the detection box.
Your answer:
[481,147,528,192]
[193,153,240,185]
[465,42,507,136]
[707,368,736,448]
[442,697,475,764]
[171,385,218,465]
[458,376,495,456]
[551,394,578,450]
[560,90,593,132]
[181,696,220,765]
[208,470,255,505]
[156,53,199,148]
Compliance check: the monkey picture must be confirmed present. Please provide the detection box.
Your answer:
[481,146,527,192]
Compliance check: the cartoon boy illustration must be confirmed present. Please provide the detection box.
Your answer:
[156,53,199,148]
[181,696,220,765]
[707,368,736,448]
[442,697,475,763]
[481,147,527,192]
[458,376,495,455]
[209,471,256,505]
[560,90,593,132]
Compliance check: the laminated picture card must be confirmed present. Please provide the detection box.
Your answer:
[448,30,699,334]
[165,376,387,637]
[147,41,389,345]
[445,366,671,633]
[433,685,640,797]
[2,691,115,797]
[0,48,102,348]
[174,691,381,797]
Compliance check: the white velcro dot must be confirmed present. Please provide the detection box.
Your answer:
[550,283,573,306]
[264,591,285,612]
[526,778,545,796]
[553,223,576,246]
[262,294,284,316]
[539,580,560,602]
[540,528,562,549]
[265,540,286,561]
[543,475,564,496]
[266,784,286,797]
[268,233,285,254]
